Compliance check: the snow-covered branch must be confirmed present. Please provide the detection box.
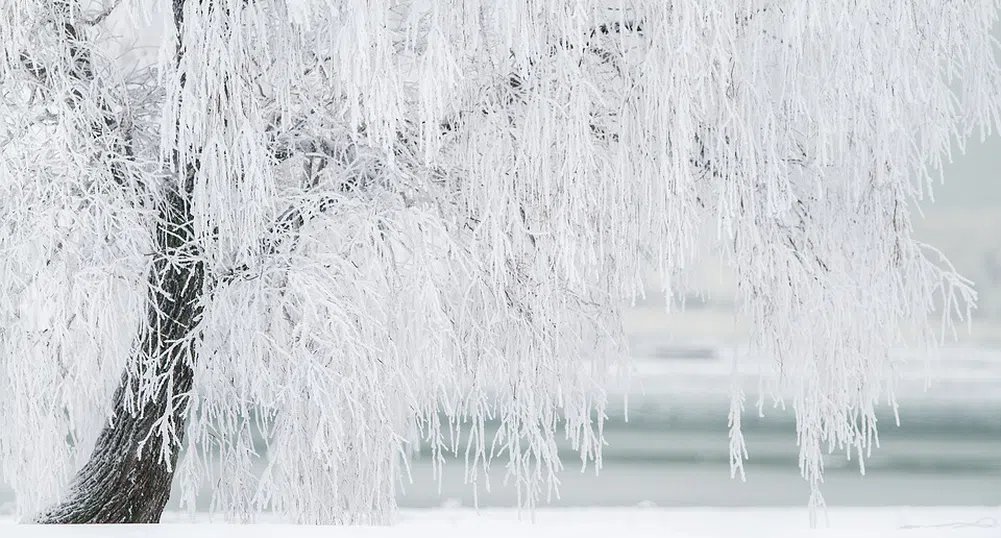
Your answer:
[1,0,998,525]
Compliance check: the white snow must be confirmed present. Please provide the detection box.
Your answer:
[2,508,999,538]
[5,0,1001,523]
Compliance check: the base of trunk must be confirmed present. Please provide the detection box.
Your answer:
[35,359,193,524]
[38,188,202,524]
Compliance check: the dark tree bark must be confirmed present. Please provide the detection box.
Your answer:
[34,1,203,523]
[36,186,204,524]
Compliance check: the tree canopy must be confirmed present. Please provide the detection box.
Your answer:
[1,0,998,525]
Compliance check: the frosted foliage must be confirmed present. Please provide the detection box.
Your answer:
[0,127,148,512]
[1,0,998,525]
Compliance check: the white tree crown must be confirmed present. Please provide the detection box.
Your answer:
[1,0,998,524]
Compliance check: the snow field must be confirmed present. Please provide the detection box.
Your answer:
[2,507,1000,538]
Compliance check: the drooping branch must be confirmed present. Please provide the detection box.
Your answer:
[2,1,994,525]
[35,0,204,524]
[18,18,138,190]
[36,186,204,524]
[79,0,125,27]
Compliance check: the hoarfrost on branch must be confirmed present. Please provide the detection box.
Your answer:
[1,0,998,524]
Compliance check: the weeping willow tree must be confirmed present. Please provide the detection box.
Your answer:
[1,0,998,525]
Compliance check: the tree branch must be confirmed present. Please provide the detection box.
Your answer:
[80,0,125,27]
[17,14,139,190]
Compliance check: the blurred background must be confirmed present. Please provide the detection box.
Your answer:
[1,138,998,519]
[2,1,999,518]
[2,94,999,522]
[1,132,999,519]
[394,134,1001,510]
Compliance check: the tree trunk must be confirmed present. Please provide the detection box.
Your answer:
[36,187,203,524]
[34,0,202,523]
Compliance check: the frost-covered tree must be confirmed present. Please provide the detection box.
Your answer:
[1,0,998,525]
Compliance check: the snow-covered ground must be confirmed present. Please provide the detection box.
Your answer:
[2,507,1000,537]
